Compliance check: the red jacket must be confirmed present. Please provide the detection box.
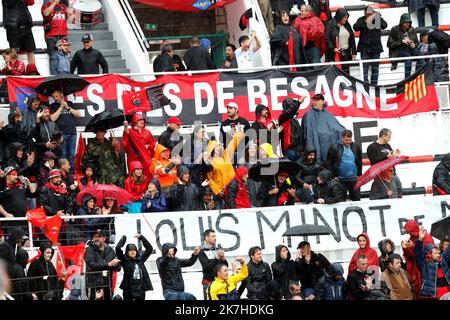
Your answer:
[292,12,326,56]
[41,3,68,38]
[225,167,250,209]
[403,220,435,296]
[1,60,25,75]
[348,233,380,275]
[124,161,150,202]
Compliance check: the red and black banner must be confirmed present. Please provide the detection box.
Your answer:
[7,63,439,126]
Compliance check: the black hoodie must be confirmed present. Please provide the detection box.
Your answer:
[5,142,35,178]
[271,245,297,298]
[10,247,33,300]
[84,240,121,289]
[313,169,345,204]
[378,238,406,272]
[296,145,322,186]
[171,166,201,211]
[432,153,450,195]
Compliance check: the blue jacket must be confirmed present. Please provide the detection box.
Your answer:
[414,240,450,298]
[315,262,347,300]
[141,180,168,212]
[54,50,70,74]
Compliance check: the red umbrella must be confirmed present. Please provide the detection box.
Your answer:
[76,184,134,207]
[354,156,408,190]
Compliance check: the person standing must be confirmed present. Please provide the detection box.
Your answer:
[70,33,108,74]
[367,128,401,165]
[124,161,149,202]
[251,104,277,147]
[353,7,388,85]
[41,0,68,75]
[206,257,248,300]
[220,43,238,69]
[278,98,302,161]
[171,166,206,211]
[271,245,296,299]
[220,103,250,149]
[198,229,228,299]
[432,153,450,195]
[158,117,183,154]
[225,166,250,209]
[183,36,215,71]
[153,44,175,73]
[54,39,71,74]
[406,0,440,27]
[369,168,403,200]
[38,169,72,217]
[326,130,362,201]
[235,31,262,70]
[309,0,332,25]
[241,246,275,300]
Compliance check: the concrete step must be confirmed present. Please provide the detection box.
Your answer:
[105,59,127,69]
[68,31,114,42]
[70,40,118,51]
[68,22,109,30]
[110,68,130,74]
[98,49,122,58]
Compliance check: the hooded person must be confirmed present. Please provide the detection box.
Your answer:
[257,172,297,207]
[402,219,435,296]
[278,98,303,161]
[250,104,277,147]
[348,233,380,275]
[37,151,57,188]
[296,145,322,203]
[122,113,156,179]
[432,153,450,195]
[313,169,345,204]
[28,242,65,300]
[225,166,250,209]
[124,161,150,202]
[18,95,41,151]
[141,179,168,213]
[150,144,179,196]
[156,243,199,300]
[315,262,347,300]
[271,245,296,299]
[77,193,101,240]
[378,238,406,272]
[115,234,153,300]
[80,164,98,188]
[9,247,33,300]
[5,142,35,178]
[259,143,279,162]
[171,166,201,211]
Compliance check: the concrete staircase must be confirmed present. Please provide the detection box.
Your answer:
[67,23,129,74]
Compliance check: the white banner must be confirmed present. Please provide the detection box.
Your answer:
[114,196,450,261]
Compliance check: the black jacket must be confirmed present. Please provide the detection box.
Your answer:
[184,46,215,71]
[278,98,302,153]
[84,241,121,289]
[70,47,108,74]
[347,269,372,300]
[198,245,228,282]
[156,243,198,292]
[271,245,296,299]
[309,0,332,21]
[326,142,362,178]
[171,166,201,211]
[387,24,419,59]
[313,170,345,204]
[378,238,406,272]
[353,14,388,54]
[116,235,153,293]
[428,30,450,54]
[270,23,304,66]
[432,153,450,195]
[0,184,33,217]
[325,9,357,61]
[6,142,36,178]
[9,247,33,300]
[2,0,33,29]
[295,251,330,289]
[39,185,72,216]
[153,52,175,73]
[257,179,296,207]
[244,259,273,300]
[158,127,183,152]
[296,146,322,186]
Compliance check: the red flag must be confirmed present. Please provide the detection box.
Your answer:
[74,132,85,175]
[26,207,47,228]
[122,90,152,115]
[335,37,341,70]
[288,28,295,71]
[27,249,42,264]
[42,215,62,244]
[56,243,86,288]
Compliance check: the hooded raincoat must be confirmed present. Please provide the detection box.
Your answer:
[225,166,250,209]
[150,144,178,190]
[271,245,296,299]
[348,233,380,275]
[141,179,168,212]
[124,161,150,202]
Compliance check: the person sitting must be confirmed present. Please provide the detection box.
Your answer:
[369,168,403,200]
[347,255,385,300]
[151,144,180,198]
[312,169,345,204]
[1,49,25,76]
[257,172,297,207]
[432,153,450,195]
[80,164,98,188]
[314,263,347,300]
[380,253,415,300]
[141,180,168,213]
[225,166,250,209]
[199,186,219,211]
[39,169,72,217]
[124,161,150,202]
[171,166,206,211]
[378,238,406,272]
[37,151,58,189]
[295,146,322,203]
[207,257,248,300]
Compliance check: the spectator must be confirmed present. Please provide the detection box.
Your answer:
[313,169,345,204]
[183,125,211,188]
[220,43,238,69]
[402,219,435,297]
[315,263,347,300]
[293,5,325,66]
[183,36,215,71]
[302,94,345,162]
[418,31,447,82]
[70,33,108,74]
[258,0,274,37]
[220,103,250,149]
[77,193,99,238]
[270,10,303,67]
[353,7,388,85]
[207,257,248,300]
[49,89,80,170]
[157,243,200,300]
[270,1,304,22]
[124,161,149,202]
[294,241,330,300]
[205,129,245,207]
[406,0,440,27]
[200,38,212,53]
[378,238,406,272]
[2,0,36,64]
[309,0,332,25]
[257,172,296,207]
[153,44,175,73]
[432,153,450,195]
[326,130,362,201]
[387,13,422,78]
[199,186,219,210]
[287,281,303,300]
[325,8,357,74]
[140,180,168,213]
[235,31,262,70]
[34,107,61,156]
[158,117,183,154]
[414,226,450,299]
[18,95,41,152]
[225,166,250,209]
[156,40,185,71]
[369,168,403,200]
[367,128,401,165]
[199,229,228,299]
[241,246,275,300]
[420,28,450,54]
[39,169,72,217]
[58,158,76,194]
[171,166,205,211]
[80,164,98,188]
[347,255,385,300]
[41,0,69,75]
[278,98,302,161]
[258,143,278,162]
[1,49,26,76]
[9,245,32,300]
[440,239,450,253]
[348,233,379,275]
[271,245,296,299]
[295,146,322,203]
[84,229,121,300]
[246,142,262,207]
[83,127,125,186]
[151,144,180,198]
[380,253,415,300]
[28,242,65,300]
[251,104,277,147]
[115,234,153,300]
[5,142,35,179]
[54,39,71,74]
[37,151,57,188]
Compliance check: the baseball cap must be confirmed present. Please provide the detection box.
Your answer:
[81,33,94,42]
[3,166,18,176]
[168,117,183,125]
[48,169,62,179]
[57,39,71,47]
[278,172,289,177]
[312,93,325,101]
[226,102,239,110]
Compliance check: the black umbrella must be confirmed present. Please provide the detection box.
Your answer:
[35,74,90,96]
[283,224,333,237]
[430,216,450,241]
[249,158,301,182]
[85,108,133,132]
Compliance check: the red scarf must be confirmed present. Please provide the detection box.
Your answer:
[6,182,24,189]
[45,182,69,195]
